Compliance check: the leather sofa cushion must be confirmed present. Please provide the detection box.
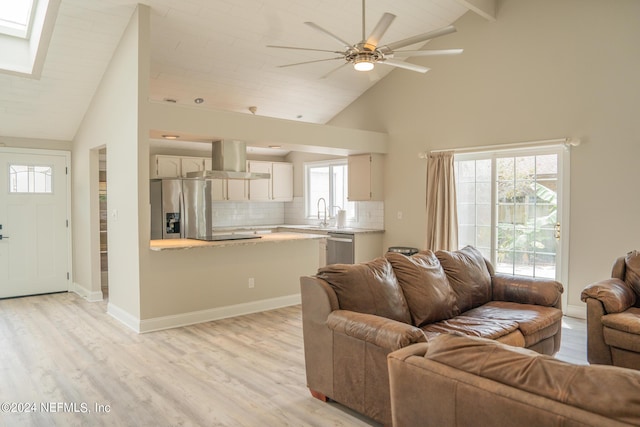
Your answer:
[386,251,458,327]
[602,307,640,336]
[424,334,640,426]
[317,257,412,324]
[463,301,563,340]
[421,315,519,340]
[436,246,492,313]
[625,250,640,296]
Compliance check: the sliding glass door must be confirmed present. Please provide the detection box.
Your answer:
[455,147,568,281]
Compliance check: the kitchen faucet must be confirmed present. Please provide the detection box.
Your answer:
[317,197,329,227]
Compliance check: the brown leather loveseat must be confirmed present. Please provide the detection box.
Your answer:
[581,250,640,368]
[300,246,564,425]
[388,334,640,427]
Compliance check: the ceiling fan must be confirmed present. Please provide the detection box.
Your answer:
[267,0,463,76]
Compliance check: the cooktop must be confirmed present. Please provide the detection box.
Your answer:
[194,234,262,242]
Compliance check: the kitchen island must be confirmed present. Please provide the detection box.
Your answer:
[139,227,383,333]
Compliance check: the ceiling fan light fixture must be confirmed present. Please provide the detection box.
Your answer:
[353,55,375,71]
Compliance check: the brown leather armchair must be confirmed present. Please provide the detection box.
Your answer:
[581,250,640,369]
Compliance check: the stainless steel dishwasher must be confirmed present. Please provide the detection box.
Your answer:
[326,232,354,265]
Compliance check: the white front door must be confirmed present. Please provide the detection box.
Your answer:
[0,149,71,298]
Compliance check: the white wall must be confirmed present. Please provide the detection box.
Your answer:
[329,0,640,316]
[73,5,150,320]
[0,136,71,151]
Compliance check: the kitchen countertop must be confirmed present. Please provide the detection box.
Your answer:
[205,224,385,235]
[149,231,326,251]
[276,225,384,235]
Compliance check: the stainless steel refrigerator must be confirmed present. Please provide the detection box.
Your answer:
[150,179,212,239]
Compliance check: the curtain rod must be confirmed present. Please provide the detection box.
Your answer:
[419,137,580,158]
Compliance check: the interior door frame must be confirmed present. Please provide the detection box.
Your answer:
[0,146,73,293]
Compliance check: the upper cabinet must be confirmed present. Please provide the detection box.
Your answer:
[271,162,293,201]
[151,155,292,202]
[248,161,272,201]
[152,155,181,178]
[348,154,384,201]
[180,157,206,177]
[248,160,293,202]
[151,155,205,178]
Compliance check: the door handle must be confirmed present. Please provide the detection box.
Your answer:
[327,237,353,243]
[0,234,8,240]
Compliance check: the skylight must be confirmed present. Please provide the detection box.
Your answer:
[0,0,58,78]
[0,0,35,39]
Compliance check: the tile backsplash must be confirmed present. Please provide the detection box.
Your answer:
[212,197,384,229]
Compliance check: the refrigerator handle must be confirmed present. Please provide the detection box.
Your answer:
[179,191,186,238]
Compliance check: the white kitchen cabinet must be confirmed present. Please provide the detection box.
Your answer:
[180,157,205,177]
[151,155,207,178]
[247,161,293,202]
[271,162,293,201]
[248,161,271,201]
[151,155,182,178]
[348,154,384,201]
[226,179,248,201]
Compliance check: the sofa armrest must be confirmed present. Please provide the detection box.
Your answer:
[580,278,636,314]
[387,342,430,362]
[492,273,563,308]
[300,276,340,399]
[327,310,426,351]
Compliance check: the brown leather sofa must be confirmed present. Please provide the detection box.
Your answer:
[581,250,640,369]
[300,246,564,426]
[388,334,640,427]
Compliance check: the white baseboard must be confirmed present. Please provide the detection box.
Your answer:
[71,282,103,302]
[565,304,586,319]
[138,293,302,333]
[107,302,141,333]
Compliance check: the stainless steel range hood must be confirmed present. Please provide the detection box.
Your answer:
[186,140,270,180]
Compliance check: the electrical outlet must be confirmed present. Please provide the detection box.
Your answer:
[397,211,403,220]
[248,277,255,288]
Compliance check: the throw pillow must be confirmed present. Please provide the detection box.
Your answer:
[435,246,492,313]
[625,250,640,296]
[386,251,459,327]
[317,257,412,324]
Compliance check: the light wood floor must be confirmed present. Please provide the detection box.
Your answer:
[0,292,587,427]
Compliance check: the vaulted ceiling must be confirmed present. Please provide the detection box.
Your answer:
[0,0,495,142]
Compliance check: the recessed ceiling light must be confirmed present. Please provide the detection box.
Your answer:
[269,145,282,149]
[162,135,179,140]
[194,98,204,104]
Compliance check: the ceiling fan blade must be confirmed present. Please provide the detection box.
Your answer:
[304,22,352,49]
[379,59,430,73]
[267,45,344,54]
[381,25,457,53]
[392,48,463,58]
[365,12,396,50]
[320,62,349,79]
[277,57,345,68]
